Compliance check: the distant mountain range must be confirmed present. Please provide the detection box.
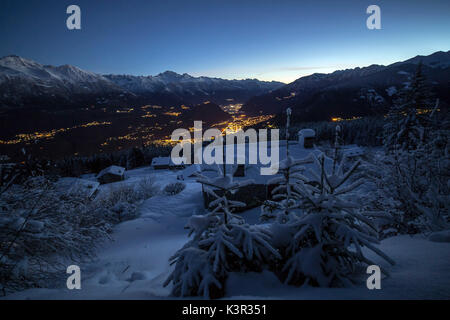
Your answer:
[0,51,449,123]
[242,50,450,121]
[1,51,449,161]
[104,72,284,106]
[0,55,284,109]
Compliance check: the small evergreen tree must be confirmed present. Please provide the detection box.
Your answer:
[261,120,394,286]
[261,108,308,223]
[165,167,280,299]
[384,62,432,152]
[260,156,308,223]
[276,153,395,287]
[407,101,450,231]
[126,147,145,170]
[382,62,448,232]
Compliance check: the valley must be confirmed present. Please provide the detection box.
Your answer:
[0,51,449,161]
[0,101,275,160]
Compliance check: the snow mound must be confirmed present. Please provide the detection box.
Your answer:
[428,230,450,243]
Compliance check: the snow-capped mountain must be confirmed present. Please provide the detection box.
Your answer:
[1,51,448,116]
[104,71,284,105]
[105,71,283,94]
[0,55,129,108]
[0,56,128,92]
[241,50,450,121]
[392,50,450,69]
[0,55,283,108]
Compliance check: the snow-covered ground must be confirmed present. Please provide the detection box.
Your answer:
[3,167,450,300]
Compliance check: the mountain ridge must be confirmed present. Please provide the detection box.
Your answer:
[1,51,449,121]
[0,55,284,109]
[241,50,450,121]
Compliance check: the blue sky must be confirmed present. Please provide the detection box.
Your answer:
[0,0,449,83]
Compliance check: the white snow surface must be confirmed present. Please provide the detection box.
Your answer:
[429,230,450,243]
[2,167,450,300]
[55,177,100,198]
[96,165,125,178]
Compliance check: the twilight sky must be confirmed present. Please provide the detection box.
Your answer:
[0,0,449,83]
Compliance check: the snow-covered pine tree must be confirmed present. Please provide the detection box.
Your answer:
[407,100,450,231]
[278,152,395,287]
[382,63,429,229]
[164,166,281,299]
[332,124,343,174]
[382,61,448,232]
[126,147,145,170]
[260,156,309,223]
[384,62,432,152]
[356,151,407,238]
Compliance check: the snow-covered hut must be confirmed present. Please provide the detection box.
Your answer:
[96,165,125,184]
[298,129,316,148]
[199,141,333,211]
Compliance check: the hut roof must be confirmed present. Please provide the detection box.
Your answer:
[196,141,333,184]
[298,129,316,138]
[97,165,125,178]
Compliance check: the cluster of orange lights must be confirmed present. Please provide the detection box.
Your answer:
[0,121,112,145]
[163,111,181,117]
[331,116,362,122]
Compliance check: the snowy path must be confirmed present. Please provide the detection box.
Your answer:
[225,235,450,300]
[4,177,205,299]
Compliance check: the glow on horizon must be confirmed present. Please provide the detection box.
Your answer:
[188,46,449,84]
